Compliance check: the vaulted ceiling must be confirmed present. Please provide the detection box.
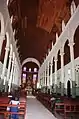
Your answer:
[8,0,79,66]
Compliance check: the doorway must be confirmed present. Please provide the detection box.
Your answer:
[67,80,71,97]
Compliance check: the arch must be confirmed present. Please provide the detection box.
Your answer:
[64,40,70,65]
[72,21,79,38]
[0,39,6,63]
[22,58,40,68]
[0,32,10,63]
[57,50,61,70]
[6,32,9,47]
[74,25,79,59]
[0,12,4,35]
[52,57,55,73]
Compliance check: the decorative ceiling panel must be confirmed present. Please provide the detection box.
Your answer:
[8,0,77,66]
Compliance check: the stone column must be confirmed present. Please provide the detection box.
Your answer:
[16,67,19,86]
[42,71,44,92]
[12,58,16,84]
[69,41,76,98]
[54,57,58,93]
[39,73,42,88]
[47,62,50,93]
[42,72,44,87]
[50,60,53,86]
[1,46,9,84]
[42,72,44,88]
[38,72,41,88]
[44,65,47,93]
[50,59,53,94]
[15,60,18,85]
[60,49,64,96]
[8,52,15,92]
[47,62,49,87]
[7,46,12,82]
[0,34,5,55]
[39,77,41,89]
[45,65,46,87]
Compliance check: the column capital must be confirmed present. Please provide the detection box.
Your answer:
[54,58,58,62]
[0,34,5,40]
[68,42,75,47]
[9,55,12,58]
[50,62,53,66]
[12,60,15,65]
[60,52,65,56]
[5,47,9,51]
[47,64,49,68]
[13,61,16,67]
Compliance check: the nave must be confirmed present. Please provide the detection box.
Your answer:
[0,0,79,119]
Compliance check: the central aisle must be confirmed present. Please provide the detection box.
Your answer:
[26,96,57,119]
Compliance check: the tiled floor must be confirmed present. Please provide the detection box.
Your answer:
[26,96,57,119]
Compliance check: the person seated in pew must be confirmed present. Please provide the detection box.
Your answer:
[8,92,13,98]
[7,96,20,119]
[50,97,56,113]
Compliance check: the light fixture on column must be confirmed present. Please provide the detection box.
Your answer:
[13,29,15,36]
[68,68,71,75]
[11,15,13,24]
[15,39,18,46]
[16,45,20,53]
[56,32,58,41]
[25,16,27,29]
[7,0,9,6]
[52,41,53,49]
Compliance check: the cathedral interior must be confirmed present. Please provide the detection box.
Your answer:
[0,0,79,119]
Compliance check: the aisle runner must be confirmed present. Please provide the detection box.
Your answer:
[26,96,57,119]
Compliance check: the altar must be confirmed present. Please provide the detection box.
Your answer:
[26,78,32,96]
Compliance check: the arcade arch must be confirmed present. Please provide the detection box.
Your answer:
[22,58,40,68]
[64,40,70,65]
[74,25,79,59]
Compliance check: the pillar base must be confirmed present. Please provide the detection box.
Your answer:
[61,83,64,96]
[54,84,57,94]
[4,81,8,92]
[43,86,46,93]
[72,81,76,98]
[50,86,52,94]
[46,86,50,94]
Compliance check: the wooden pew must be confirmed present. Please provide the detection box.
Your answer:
[55,102,79,118]
[0,103,26,119]
[55,102,64,113]
[64,103,79,119]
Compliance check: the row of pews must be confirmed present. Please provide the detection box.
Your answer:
[36,92,52,111]
[0,92,26,119]
[36,92,79,118]
[55,97,79,118]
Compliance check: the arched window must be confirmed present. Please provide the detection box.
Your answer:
[29,68,31,72]
[33,74,37,84]
[22,73,26,83]
[34,68,37,72]
[23,67,26,71]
